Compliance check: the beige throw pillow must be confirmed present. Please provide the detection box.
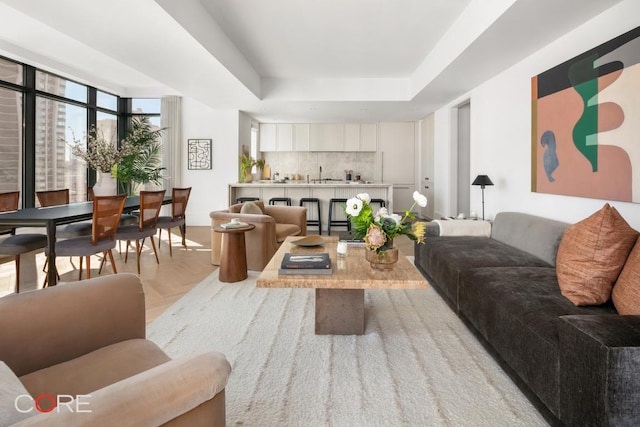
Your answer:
[556,203,639,306]
[612,236,640,314]
[240,201,263,215]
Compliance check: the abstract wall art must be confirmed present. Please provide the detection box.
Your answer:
[531,26,640,203]
[187,139,212,170]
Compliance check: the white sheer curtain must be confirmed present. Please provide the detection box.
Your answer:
[161,96,182,190]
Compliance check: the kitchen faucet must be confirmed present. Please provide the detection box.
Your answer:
[319,166,322,181]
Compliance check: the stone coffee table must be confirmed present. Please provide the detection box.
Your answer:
[256,236,428,335]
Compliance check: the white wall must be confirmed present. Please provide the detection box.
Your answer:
[432,0,640,229]
[181,97,241,225]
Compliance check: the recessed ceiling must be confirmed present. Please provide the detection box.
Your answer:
[0,0,627,122]
[199,0,471,79]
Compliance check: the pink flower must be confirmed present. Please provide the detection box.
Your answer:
[364,224,387,250]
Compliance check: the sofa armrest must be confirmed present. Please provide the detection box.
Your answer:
[559,315,640,426]
[0,274,145,377]
[264,205,307,235]
[14,352,231,427]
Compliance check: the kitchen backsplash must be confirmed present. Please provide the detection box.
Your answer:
[261,152,376,182]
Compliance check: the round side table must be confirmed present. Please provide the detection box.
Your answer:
[213,224,255,283]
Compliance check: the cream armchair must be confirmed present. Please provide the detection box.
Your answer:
[0,274,230,426]
[210,201,307,271]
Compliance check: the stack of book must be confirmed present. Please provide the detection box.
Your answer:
[279,253,332,275]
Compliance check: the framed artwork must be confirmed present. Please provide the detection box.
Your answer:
[531,26,640,203]
[187,139,212,170]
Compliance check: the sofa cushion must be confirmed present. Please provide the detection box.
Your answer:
[458,266,617,415]
[275,223,301,243]
[240,201,264,215]
[612,236,640,315]
[19,339,171,398]
[556,204,639,306]
[414,236,552,308]
[0,361,33,426]
[491,212,569,267]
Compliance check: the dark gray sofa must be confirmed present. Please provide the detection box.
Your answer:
[414,212,640,426]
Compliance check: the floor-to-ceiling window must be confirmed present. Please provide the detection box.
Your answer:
[0,58,23,195]
[0,54,163,207]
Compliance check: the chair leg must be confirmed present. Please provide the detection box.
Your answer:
[15,255,20,293]
[181,225,187,249]
[158,229,162,248]
[150,236,160,264]
[107,250,118,274]
[78,257,84,281]
[98,255,106,274]
[168,229,173,257]
[86,256,91,280]
[135,240,141,274]
[124,240,131,264]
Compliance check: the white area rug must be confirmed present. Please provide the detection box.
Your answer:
[148,267,548,426]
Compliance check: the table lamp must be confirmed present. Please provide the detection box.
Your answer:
[472,175,494,220]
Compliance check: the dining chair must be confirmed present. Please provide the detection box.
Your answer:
[0,191,20,236]
[45,194,127,283]
[114,190,165,274]
[36,188,96,238]
[157,187,192,256]
[0,191,48,292]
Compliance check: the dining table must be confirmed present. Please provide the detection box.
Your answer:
[0,195,172,286]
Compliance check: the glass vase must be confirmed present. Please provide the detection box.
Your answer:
[365,247,399,271]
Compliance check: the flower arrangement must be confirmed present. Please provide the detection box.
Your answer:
[344,191,428,253]
[70,126,139,174]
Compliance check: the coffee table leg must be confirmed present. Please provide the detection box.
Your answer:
[315,289,364,335]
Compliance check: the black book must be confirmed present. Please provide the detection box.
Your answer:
[280,253,331,272]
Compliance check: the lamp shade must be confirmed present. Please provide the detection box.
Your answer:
[472,175,494,187]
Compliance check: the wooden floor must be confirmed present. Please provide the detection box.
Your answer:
[0,227,416,324]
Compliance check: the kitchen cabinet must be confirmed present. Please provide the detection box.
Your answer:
[392,185,417,214]
[344,123,360,151]
[379,122,415,184]
[309,123,344,151]
[259,123,293,152]
[276,124,293,151]
[360,123,377,151]
[293,124,310,151]
[259,124,277,152]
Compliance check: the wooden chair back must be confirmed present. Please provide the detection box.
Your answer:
[36,189,70,207]
[92,195,127,245]
[0,191,20,235]
[171,187,192,221]
[138,190,166,231]
[0,191,19,212]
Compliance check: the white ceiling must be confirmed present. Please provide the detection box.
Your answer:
[0,0,626,122]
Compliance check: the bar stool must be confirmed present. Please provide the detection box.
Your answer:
[300,198,322,235]
[370,198,386,210]
[236,197,259,204]
[269,197,292,206]
[328,198,351,235]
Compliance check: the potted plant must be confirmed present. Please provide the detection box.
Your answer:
[239,154,265,183]
[114,117,166,195]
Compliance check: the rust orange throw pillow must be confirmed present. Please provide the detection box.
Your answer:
[612,236,640,314]
[556,204,639,306]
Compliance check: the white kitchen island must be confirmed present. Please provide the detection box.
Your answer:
[229,182,393,234]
